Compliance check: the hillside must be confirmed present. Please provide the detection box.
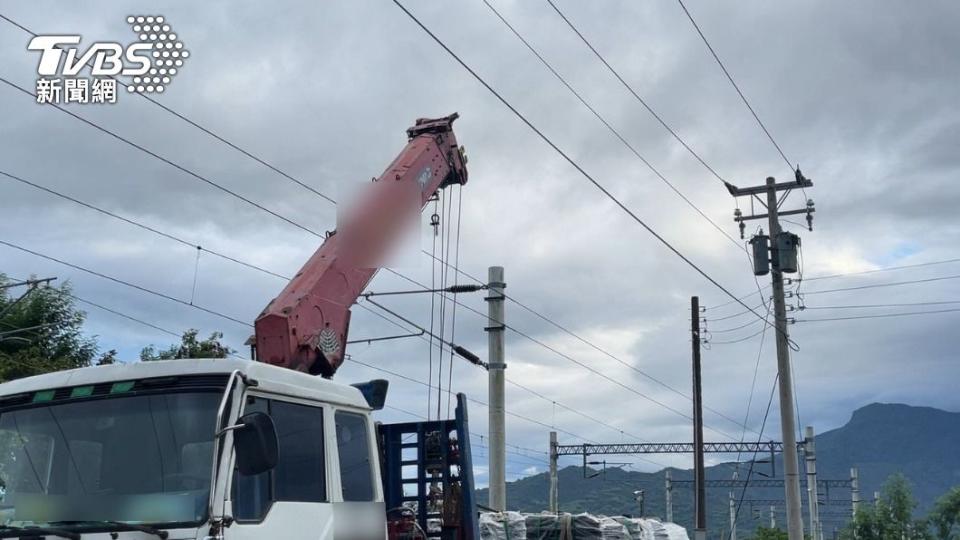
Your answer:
[476,403,960,538]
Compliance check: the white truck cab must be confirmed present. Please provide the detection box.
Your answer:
[0,359,386,540]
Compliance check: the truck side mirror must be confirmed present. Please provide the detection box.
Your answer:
[233,411,279,476]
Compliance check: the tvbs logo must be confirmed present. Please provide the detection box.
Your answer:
[28,15,189,105]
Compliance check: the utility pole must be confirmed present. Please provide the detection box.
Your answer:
[805,426,821,540]
[729,173,814,540]
[692,295,707,540]
[851,468,860,518]
[665,470,674,523]
[486,266,507,512]
[729,492,738,540]
[549,431,558,513]
[0,277,56,320]
[771,506,777,528]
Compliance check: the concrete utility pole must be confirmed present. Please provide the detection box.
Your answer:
[692,296,707,540]
[729,492,738,540]
[729,173,814,540]
[805,426,821,540]
[851,468,860,518]
[665,470,674,523]
[549,431,558,513]
[486,266,507,511]
[765,177,805,540]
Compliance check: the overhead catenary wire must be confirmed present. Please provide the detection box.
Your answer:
[0,238,252,328]
[1,71,746,440]
[1,172,716,448]
[3,12,765,437]
[4,273,245,360]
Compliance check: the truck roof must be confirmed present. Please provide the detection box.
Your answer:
[0,359,371,409]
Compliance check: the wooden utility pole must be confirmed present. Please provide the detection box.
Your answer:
[692,296,707,540]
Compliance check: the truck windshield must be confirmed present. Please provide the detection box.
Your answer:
[0,391,221,528]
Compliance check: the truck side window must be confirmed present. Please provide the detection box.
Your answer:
[272,401,326,502]
[233,398,326,521]
[335,411,374,502]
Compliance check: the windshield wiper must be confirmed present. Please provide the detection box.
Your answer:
[97,521,169,539]
[0,525,80,539]
[51,521,168,539]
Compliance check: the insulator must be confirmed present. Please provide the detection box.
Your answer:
[447,284,483,294]
[749,233,770,276]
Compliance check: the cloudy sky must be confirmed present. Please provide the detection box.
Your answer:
[1,1,959,487]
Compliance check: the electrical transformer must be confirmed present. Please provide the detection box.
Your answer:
[749,233,770,276]
[777,232,801,273]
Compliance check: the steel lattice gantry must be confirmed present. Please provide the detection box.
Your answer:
[554,441,788,456]
[671,479,853,488]
[744,498,853,507]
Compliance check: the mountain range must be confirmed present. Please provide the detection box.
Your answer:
[476,403,960,538]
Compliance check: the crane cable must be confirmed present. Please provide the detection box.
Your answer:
[446,185,464,418]
[426,196,439,420]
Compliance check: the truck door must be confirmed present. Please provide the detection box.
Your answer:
[225,395,336,540]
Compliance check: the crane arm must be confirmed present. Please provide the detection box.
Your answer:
[254,113,468,377]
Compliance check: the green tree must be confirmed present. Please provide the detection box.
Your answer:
[0,276,105,382]
[930,487,960,540]
[140,329,233,361]
[749,526,788,540]
[840,474,932,540]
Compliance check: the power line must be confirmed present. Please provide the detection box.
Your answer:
[0,238,252,327]
[3,13,768,438]
[543,0,730,187]
[802,274,960,296]
[802,300,960,310]
[708,317,763,334]
[710,256,960,309]
[732,301,772,476]
[3,68,738,438]
[796,308,960,323]
[2,172,714,448]
[0,77,326,240]
[0,170,289,280]
[802,257,960,282]
[0,13,337,206]
[707,326,768,346]
[3,274,247,360]
[483,3,777,412]
[734,373,779,525]
[384,401,548,462]
[483,0,740,249]
[6,14,773,443]
[392,0,780,353]
[675,0,794,171]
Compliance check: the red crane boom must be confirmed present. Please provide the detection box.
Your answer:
[254,113,468,377]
